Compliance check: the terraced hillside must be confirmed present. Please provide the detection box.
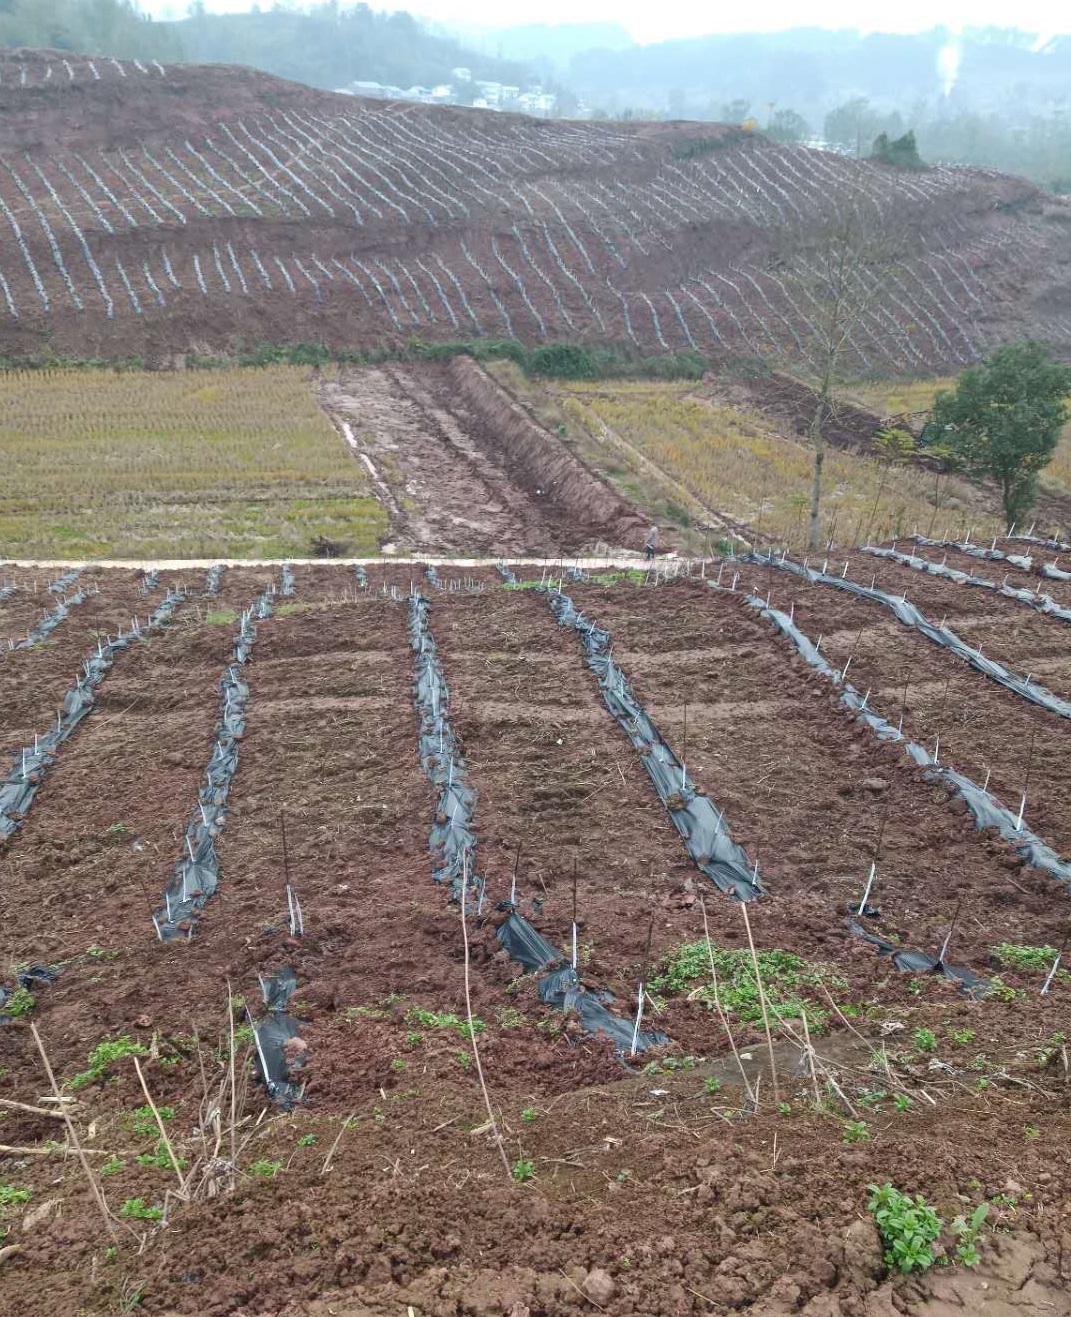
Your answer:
[0,47,1068,368]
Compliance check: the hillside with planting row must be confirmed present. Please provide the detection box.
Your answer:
[0,47,1068,368]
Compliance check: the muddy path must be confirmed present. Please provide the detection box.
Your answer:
[318,361,645,557]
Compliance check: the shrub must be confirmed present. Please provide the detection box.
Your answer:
[868,1183,943,1273]
[529,342,596,379]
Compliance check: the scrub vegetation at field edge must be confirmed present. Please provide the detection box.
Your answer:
[0,365,385,559]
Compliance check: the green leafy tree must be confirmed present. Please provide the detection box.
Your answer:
[767,108,810,143]
[928,341,1071,530]
[871,130,926,170]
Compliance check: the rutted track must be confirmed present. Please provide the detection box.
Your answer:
[320,361,645,555]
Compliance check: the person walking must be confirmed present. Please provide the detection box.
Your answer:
[644,524,659,560]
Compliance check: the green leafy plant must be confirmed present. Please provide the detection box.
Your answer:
[652,941,845,1031]
[893,1095,914,1112]
[68,1036,147,1091]
[521,1107,538,1124]
[950,1029,975,1045]
[297,1134,318,1147]
[868,1183,943,1273]
[456,1050,472,1071]
[129,1105,174,1136]
[950,1203,989,1267]
[247,1159,283,1179]
[137,1140,188,1172]
[119,1198,163,1223]
[0,1185,31,1209]
[2,986,35,1018]
[704,1076,722,1094]
[100,1156,125,1177]
[843,1120,872,1144]
[405,1007,485,1038]
[992,944,1065,976]
[912,1028,937,1053]
[512,1158,535,1183]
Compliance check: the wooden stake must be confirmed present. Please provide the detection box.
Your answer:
[30,1024,116,1235]
[629,917,654,1057]
[740,903,780,1107]
[937,898,962,965]
[460,852,511,1179]
[700,898,755,1105]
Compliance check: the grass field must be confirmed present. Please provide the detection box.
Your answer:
[0,366,385,558]
[552,379,1004,547]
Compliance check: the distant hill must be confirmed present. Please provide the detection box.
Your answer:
[164,5,537,97]
[440,21,636,74]
[0,49,1067,371]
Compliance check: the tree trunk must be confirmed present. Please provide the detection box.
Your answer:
[808,393,827,550]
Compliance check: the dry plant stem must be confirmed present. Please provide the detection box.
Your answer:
[29,1022,117,1235]
[799,1008,822,1108]
[0,1143,120,1156]
[321,1110,358,1175]
[461,853,512,1180]
[0,1097,70,1120]
[133,1056,188,1197]
[700,897,756,1106]
[739,902,780,1107]
[226,979,237,1189]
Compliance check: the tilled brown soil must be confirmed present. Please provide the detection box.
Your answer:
[1,567,1069,1317]
[728,558,1071,863]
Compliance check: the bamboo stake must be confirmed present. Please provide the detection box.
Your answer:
[133,1057,188,1197]
[30,1023,116,1235]
[740,903,780,1107]
[629,917,654,1058]
[700,898,755,1105]
[460,852,511,1179]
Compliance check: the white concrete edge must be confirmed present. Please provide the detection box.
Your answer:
[2,554,710,571]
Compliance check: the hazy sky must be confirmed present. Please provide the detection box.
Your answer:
[141,1,1059,46]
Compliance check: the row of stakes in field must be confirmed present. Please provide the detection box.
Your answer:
[741,548,1071,721]
[862,544,1071,625]
[717,573,1068,996]
[729,551,1066,851]
[407,583,669,1057]
[1,586,187,840]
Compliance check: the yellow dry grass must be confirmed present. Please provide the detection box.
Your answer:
[555,380,1004,548]
[0,366,385,558]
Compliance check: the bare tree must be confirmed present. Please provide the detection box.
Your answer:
[791,206,912,549]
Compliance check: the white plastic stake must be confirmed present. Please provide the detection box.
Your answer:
[1041,950,1062,995]
[1015,794,1026,832]
[629,983,645,1057]
[982,766,991,792]
[858,861,876,914]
